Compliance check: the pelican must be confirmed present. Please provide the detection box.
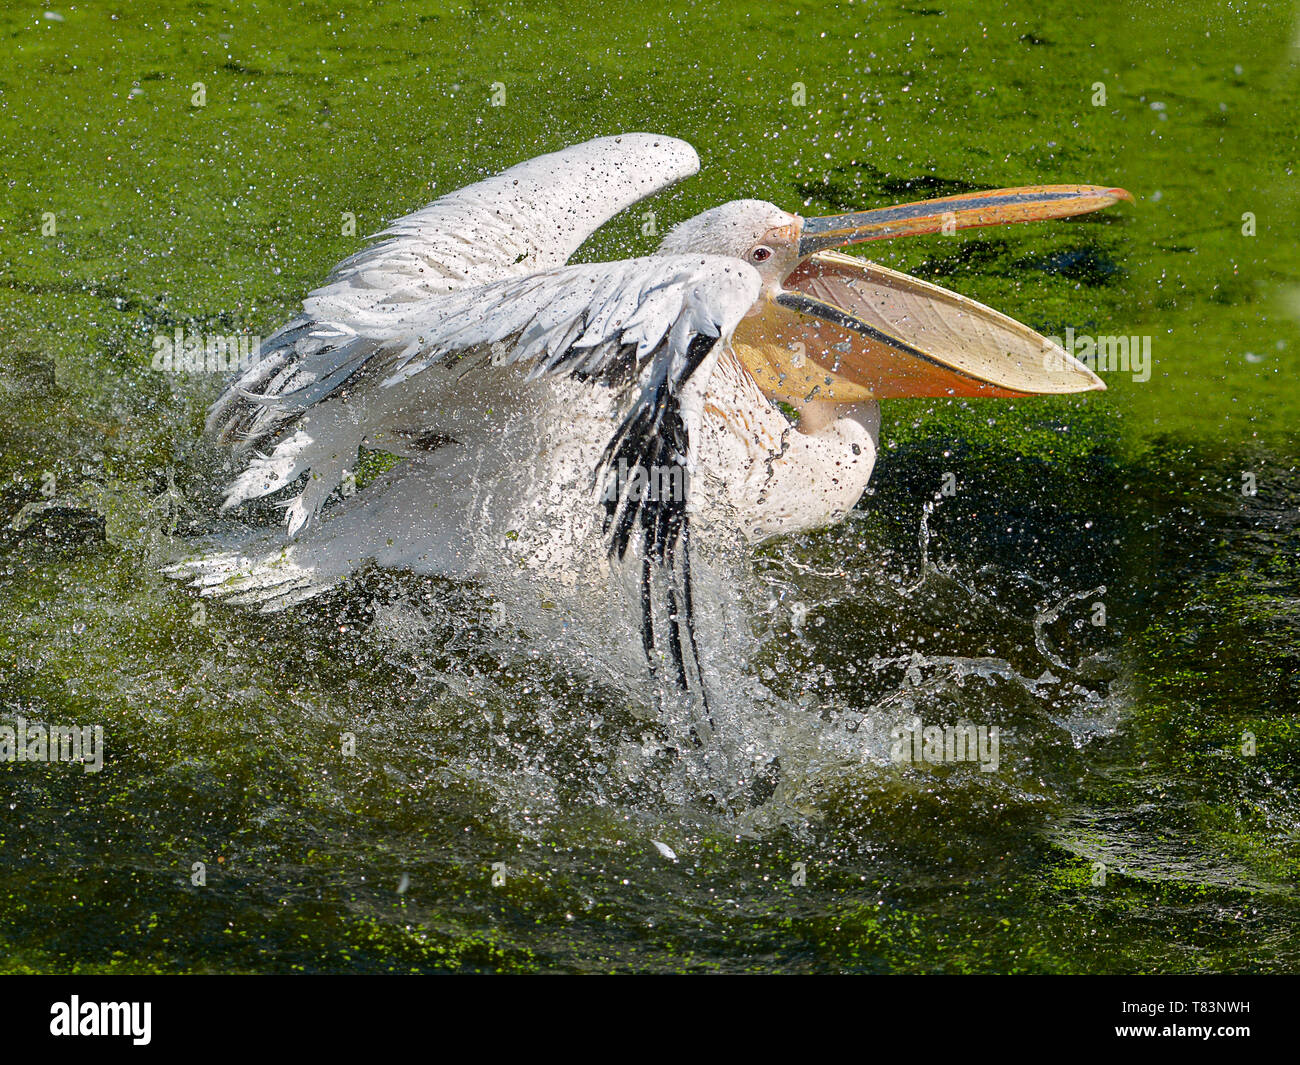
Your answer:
[169,133,1129,691]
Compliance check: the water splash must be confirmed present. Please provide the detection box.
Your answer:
[338,484,1127,835]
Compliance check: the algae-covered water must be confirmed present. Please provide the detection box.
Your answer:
[1,0,1297,973]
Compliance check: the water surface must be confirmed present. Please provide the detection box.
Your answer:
[1,0,1296,972]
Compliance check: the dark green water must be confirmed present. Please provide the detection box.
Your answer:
[1,0,1296,972]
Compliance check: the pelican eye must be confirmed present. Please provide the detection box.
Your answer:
[751,246,773,263]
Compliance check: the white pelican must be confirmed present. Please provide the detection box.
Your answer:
[169,133,1129,694]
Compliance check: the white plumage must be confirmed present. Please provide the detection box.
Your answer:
[168,132,1125,690]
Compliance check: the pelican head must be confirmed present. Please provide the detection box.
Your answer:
[658,199,804,278]
[660,185,1132,406]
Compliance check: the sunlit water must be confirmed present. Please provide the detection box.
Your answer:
[1,0,1297,973]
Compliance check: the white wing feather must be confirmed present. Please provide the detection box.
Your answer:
[200,134,756,693]
[222,255,760,538]
[209,133,699,448]
[310,132,701,313]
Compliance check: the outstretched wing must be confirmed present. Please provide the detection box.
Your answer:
[209,133,700,452]
[226,254,761,696]
[242,254,760,547]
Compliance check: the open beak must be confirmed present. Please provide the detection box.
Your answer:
[732,185,1132,404]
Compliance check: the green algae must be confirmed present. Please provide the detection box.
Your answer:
[0,0,1297,974]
